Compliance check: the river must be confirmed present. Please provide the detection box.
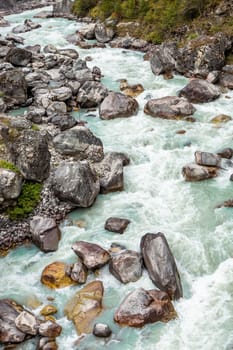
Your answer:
[1,6,233,350]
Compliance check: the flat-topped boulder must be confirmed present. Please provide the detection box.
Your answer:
[99,92,139,120]
[72,241,111,270]
[179,79,220,103]
[109,250,142,283]
[144,96,196,120]
[140,233,183,300]
[52,161,100,207]
[114,288,176,327]
[64,281,104,335]
[182,163,218,181]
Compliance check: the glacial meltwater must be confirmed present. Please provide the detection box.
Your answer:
[1,7,233,350]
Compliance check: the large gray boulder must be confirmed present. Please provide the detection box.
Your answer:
[109,250,142,283]
[100,92,139,120]
[182,163,218,181]
[140,233,183,300]
[95,23,115,43]
[30,216,61,253]
[11,130,51,182]
[79,24,96,40]
[144,96,196,120]
[72,241,111,270]
[0,299,26,344]
[0,168,22,210]
[52,161,100,207]
[77,81,108,108]
[53,126,104,162]
[150,42,179,75]
[114,288,176,327]
[179,79,220,103]
[6,47,32,67]
[0,69,28,108]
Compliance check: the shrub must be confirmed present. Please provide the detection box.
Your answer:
[7,181,42,220]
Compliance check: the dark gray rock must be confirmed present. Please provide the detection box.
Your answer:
[182,163,218,181]
[48,113,77,131]
[6,47,32,67]
[11,130,51,182]
[77,81,108,108]
[217,148,233,159]
[12,19,41,34]
[114,288,176,327]
[179,79,220,103]
[150,42,178,75]
[25,70,50,88]
[105,217,130,234]
[140,232,183,300]
[65,261,87,284]
[109,250,142,283]
[95,23,115,43]
[100,92,139,120]
[0,168,23,210]
[0,69,28,108]
[6,33,24,44]
[30,216,61,253]
[144,96,196,120]
[52,161,100,207]
[38,320,62,338]
[53,126,104,162]
[58,48,79,59]
[72,241,111,270]
[93,323,112,337]
[219,65,233,89]
[195,151,221,167]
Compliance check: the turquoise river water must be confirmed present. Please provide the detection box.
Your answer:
[1,6,233,350]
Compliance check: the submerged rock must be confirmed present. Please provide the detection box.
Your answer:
[64,281,104,335]
[217,148,233,159]
[120,79,144,97]
[179,79,220,103]
[109,250,142,283]
[105,217,130,234]
[140,233,183,300]
[41,262,77,289]
[114,288,176,327]
[182,163,218,181]
[144,96,196,120]
[100,92,139,120]
[52,161,100,207]
[72,241,111,270]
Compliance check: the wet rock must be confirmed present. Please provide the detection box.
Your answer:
[41,262,77,289]
[53,126,104,162]
[6,47,32,67]
[95,152,124,194]
[15,311,38,335]
[12,19,41,34]
[72,241,110,270]
[11,130,50,182]
[120,79,144,97]
[93,323,112,337]
[40,305,58,317]
[182,163,218,181]
[48,113,77,131]
[65,261,87,284]
[195,151,221,167]
[50,87,72,102]
[30,216,61,253]
[114,288,177,327]
[100,92,139,120]
[219,65,233,89]
[95,23,115,43]
[210,114,232,124]
[52,161,100,207]
[105,217,130,234]
[64,281,104,335]
[140,233,183,300]
[38,320,62,338]
[217,148,233,159]
[58,48,79,59]
[109,243,127,254]
[47,101,67,116]
[0,299,25,343]
[0,168,23,210]
[144,96,196,120]
[109,250,142,283]
[77,81,108,108]
[0,69,28,108]
[6,33,24,44]
[179,79,220,103]
[0,16,9,27]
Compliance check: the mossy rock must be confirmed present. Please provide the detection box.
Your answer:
[210,114,232,124]
[41,262,77,289]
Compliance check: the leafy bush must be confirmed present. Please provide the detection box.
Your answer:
[7,181,42,220]
[0,159,20,174]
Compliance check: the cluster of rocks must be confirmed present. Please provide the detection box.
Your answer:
[182,149,233,181]
[0,298,61,349]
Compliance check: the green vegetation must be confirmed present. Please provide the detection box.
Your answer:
[72,0,231,43]
[7,181,42,220]
[31,124,40,131]
[0,159,20,174]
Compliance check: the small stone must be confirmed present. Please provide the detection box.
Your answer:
[40,305,57,317]
[105,217,130,234]
[38,320,62,338]
[217,148,233,159]
[210,114,232,124]
[93,323,112,337]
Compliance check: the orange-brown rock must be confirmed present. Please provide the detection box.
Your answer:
[41,262,76,289]
[210,114,232,124]
[40,305,57,316]
[64,281,104,335]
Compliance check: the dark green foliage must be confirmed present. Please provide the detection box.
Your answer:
[72,0,98,16]
[0,159,20,174]
[7,181,42,220]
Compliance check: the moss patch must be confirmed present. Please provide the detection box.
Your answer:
[0,159,20,174]
[7,181,42,220]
